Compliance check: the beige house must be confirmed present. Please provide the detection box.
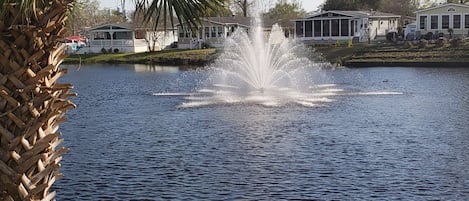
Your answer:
[293,10,400,44]
[416,3,469,38]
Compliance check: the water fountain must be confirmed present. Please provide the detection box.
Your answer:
[176,16,342,108]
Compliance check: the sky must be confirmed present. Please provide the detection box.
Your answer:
[99,0,325,13]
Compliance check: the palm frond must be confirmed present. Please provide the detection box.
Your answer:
[133,0,224,31]
[0,0,48,23]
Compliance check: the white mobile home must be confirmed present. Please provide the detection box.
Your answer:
[77,23,177,54]
[176,17,276,49]
[293,10,400,44]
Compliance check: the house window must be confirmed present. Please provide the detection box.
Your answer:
[115,32,132,40]
[295,21,304,37]
[93,32,106,40]
[305,20,312,37]
[465,14,469,28]
[314,20,321,37]
[178,30,184,38]
[453,15,461,29]
[341,19,349,36]
[211,27,217,38]
[135,30,145,39]
[323,20,330,37]
[331,19,339,36]
[442,15,450,29]
[205,27,210,38]
[420,16,427,29]
[217,27,223,37]
[430,15,438,29]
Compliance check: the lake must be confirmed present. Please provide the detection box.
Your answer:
[55,64,469,200]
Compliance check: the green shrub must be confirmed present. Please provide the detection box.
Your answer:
[418,39,429,48]
[450,38,461,47]
[404,41,414,49]
[435,37,448,48]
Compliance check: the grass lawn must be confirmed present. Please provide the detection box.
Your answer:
[64,48,218,65]
[65,40,469,67]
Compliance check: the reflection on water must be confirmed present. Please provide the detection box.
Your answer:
[132,64,181,73]
[55,65,469,200]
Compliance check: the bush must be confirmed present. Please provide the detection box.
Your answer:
[435,37,448,48]
[423,32,433,40]
[100,48,107,54]
[418,39,429,48]
[404,41,414,49]
[113,48,119,53]
[450,38,461,47]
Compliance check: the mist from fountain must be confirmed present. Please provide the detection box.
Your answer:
[176,15,342,108]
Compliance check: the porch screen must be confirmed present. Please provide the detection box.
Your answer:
[314,20,321,37]
[305,20,312,37]
[331,19,339,36]
[296,21,304,37]
[341,19,349,36]
[323,20,330,37]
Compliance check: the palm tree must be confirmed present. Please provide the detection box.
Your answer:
[0,0,76,200]
[0,0,223,200]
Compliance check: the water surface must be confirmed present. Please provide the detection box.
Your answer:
[56,64,469,200]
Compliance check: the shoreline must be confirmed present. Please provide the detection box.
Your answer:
[64,42,469,68]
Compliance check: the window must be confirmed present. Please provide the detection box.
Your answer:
[314,20,321,37]
[217,27,223,37]
[465,15,469,28]
[454,15,461,29]
[211,27,216,38]
[135,30,146,39]
[115,32,132,40]
[341,19,349,36]
[178,30,184,38]
[420,16,427,29]
[295,21,304,37]
[323,20,330,37]
[442,15,449,29]
[205,27,210,38]
[305,20,312,37]
[430,15,438,29]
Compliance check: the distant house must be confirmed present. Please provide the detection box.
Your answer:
[176,17,276,49]
[77,23,177,54]
[293,10,400,44]
[416,3,469,38]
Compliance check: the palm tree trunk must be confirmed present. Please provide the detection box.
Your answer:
[0,0,75,200]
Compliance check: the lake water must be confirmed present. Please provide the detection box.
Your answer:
[55,64,469,200]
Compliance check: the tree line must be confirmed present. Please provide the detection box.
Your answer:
[69,0,469,35]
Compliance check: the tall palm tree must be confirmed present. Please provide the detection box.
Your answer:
[0,0,223,200]
[0,0,75,200]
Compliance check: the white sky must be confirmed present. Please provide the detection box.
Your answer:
[99,0,325,12]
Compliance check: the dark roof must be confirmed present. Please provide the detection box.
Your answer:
[305,10,400,19]
[177,16,278,28]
